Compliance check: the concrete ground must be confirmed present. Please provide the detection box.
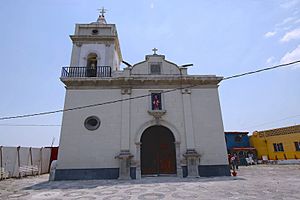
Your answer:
[0,165,299,200]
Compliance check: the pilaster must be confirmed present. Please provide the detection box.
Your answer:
[183,149,200,178]
[117,88,133,180]
[115,150,133,180]
[175,142,183,177]
[182,88,201,177]
[182,88,195,149]
[135,142,142,179]
[120,88,131,150]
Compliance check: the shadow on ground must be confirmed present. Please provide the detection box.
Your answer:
[23,176,245,191]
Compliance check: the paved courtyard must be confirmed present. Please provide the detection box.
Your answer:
[0,165,299,199]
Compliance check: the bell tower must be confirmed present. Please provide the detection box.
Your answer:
[69,8,122,72]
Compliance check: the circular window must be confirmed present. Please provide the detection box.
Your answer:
[92,29,99,34]
[84,116,100,131]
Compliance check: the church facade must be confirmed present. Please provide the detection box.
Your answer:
[55,12,230,180]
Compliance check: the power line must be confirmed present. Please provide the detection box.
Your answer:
[0,124,61,127]
[0,60,299,121]
[223,60,300,80]
[2,114,299,128]
[243,114,300,130]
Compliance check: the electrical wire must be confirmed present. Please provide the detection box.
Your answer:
[243,114,300,129]
[0,124,61,127]
[0,60,299,121]
[223,60,300,80]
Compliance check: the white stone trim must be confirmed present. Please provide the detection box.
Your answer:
[84,50,102,64]
[134,120,181,144]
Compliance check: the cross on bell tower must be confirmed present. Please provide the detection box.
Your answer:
[98,7,107,17]
[97,7,108,24]
[69,8,122,72]
[152,48,158,55]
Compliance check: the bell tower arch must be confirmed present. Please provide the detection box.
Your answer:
[69,9,122,72]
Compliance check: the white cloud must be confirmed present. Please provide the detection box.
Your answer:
[280,0,300,9]
[280,45,300,69]
[294,19,300,24]
[264,31,276,38]
[276,17,295,27]
[266,56,275,65]
[150,3,154,9]
[280,28,300,42]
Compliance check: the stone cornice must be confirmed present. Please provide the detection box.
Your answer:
[70,35,122,61]
[61,76,222,89]
[70,35,116,42]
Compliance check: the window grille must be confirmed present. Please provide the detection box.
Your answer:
[150,63,161,74]
[273,143,284,152]
[295,142,300,151]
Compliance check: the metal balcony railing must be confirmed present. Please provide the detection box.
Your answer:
[61,66,112,78]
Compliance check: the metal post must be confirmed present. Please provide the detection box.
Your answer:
[17,146,21,178]
[0,146,3,179]
[39,148,43,175]
[29,147,33,175]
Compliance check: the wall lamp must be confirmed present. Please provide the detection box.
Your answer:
[122,60,132,68]
[180,64,193,67]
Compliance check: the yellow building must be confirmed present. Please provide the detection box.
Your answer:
[250,125,300,160]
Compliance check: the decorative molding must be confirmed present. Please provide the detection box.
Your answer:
[115,150,133,160]
[70,36,116,42]
[174,141,181,146]
[75,42,82,47]
[115,150,134,180]
[121,88,132,95]
[147,110,166,120]
[181,88,191,94]
[183,149,201,178]
[135,142,142,146]
[61,76,222,88]
[183,149,201,158]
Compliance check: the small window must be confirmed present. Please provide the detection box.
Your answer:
[151,93,162,110]
[84,116,101,131]
[273,143,284,152]
[92,29,99,35]
[234,135,242,142]
[150,63,161,74]
[273,143,278,152]
[278,143,284,151]
[295,142,300,151]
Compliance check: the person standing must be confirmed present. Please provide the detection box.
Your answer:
[230,155,236,171]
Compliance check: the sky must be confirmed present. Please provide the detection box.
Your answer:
[0,0,300,147]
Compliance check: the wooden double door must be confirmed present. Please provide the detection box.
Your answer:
[141,126,177,175]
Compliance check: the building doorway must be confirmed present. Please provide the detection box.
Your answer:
[141,125,177,175]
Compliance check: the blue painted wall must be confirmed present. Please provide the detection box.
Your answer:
[225,132,250,150]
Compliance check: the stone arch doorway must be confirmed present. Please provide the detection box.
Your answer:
[141,125,177,175]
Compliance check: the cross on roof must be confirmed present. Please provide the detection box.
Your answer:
[152,48,158,55]
[98,7,107,17]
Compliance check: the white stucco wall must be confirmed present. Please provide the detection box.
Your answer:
[69,43,118,70]
[57,89,122,169]
[57,85,228,170]
[191,88,228,165]
[131,56,180,75]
